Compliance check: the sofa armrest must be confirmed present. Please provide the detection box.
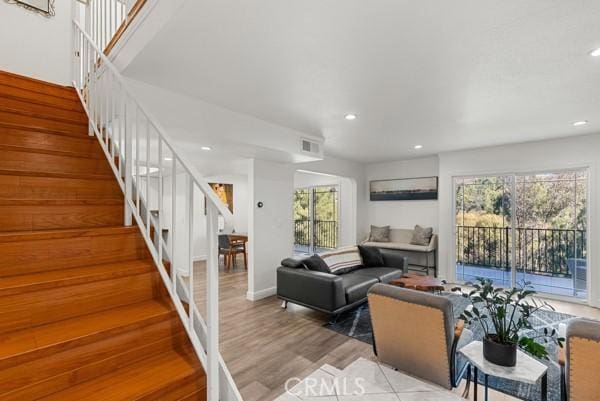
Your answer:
[380,250,408,274]
[277,267,346,313]
[425,234,438,252]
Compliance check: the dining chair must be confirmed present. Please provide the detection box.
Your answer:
[218,234,247,271]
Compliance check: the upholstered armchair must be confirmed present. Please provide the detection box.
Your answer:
[367,283,472,392]
[559,318,600,401]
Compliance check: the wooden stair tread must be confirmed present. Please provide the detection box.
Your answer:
[0,298,174,365]
[0,96,87,124]
[0,167,114,181]
[39,349,205,401]
[0,198,122,206]
[0,84,82,112]
[0,143,104,160]
[0,71,78,100]
[0,121,88,139]
[0,259,154,294]
[0,225,139,243]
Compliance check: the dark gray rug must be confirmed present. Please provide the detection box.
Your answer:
[324,292,578,401]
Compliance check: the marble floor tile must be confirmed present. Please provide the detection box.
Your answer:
[334,357,394,395]
[378,363,440,393]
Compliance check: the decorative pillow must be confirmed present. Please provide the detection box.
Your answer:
[281,256,308,269]
[410,225,433,246]
[358,245,384,267]
[369,225,390,242]
[303,255,330,273]
[320,246,363,275]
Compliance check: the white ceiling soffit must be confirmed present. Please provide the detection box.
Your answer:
[125,78,324,165]
[124,0,600,163]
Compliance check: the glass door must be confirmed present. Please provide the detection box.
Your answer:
[516,172,588,298]
[455,175,513,287]
[293,186,339,254]
[455,170,588,300]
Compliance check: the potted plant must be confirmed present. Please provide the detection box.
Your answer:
[454,278,564,367]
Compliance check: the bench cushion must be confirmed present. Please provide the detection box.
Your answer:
[363,241,430,252]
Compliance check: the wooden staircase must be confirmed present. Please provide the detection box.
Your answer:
[0,70,206,400]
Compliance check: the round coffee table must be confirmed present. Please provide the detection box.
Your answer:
[390,273,445,293]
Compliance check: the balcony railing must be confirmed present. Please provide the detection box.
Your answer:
[294,220,338,250]
[456,225,586,277]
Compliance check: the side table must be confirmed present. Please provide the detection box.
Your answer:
[459,341,548,401]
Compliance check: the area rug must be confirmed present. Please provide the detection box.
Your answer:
[324,292,579,401]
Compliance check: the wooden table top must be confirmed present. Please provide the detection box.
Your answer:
[390,273,445,292]
[227,233,248,242]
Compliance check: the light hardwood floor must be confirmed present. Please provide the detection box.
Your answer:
[192,257,600,401]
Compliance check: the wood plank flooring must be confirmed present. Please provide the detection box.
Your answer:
[194,256,600,401]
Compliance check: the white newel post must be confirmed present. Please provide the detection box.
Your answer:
[206,202,220,401]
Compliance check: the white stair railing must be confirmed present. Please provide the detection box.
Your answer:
[72,19,239,401]
[86,0,128,52]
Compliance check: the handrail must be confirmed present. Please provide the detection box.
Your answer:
[72,17,236,401]
[73,20,234,222]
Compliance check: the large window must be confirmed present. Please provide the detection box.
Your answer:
[455,170,588,299]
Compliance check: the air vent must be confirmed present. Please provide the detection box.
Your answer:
[301,139,320,154]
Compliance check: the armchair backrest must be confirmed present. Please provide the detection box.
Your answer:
[565,318,600,400]
[367,283,454,389]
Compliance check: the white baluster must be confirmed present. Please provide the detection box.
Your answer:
[158,139,163,263]
[206,202,220,401]
[124,101,133,226]
[188,176,195,332]
[171,154,177,292]
[145,122,151,236]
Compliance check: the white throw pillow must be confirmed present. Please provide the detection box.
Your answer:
[320,246,363,275]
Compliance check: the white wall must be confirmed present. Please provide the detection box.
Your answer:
[293,171,357,248]
[0,0,73,84]
[437,133,600,307]
[247,159,294,300]
[296,155,368,243]
[366,156,439,233]
[143,170,248,275]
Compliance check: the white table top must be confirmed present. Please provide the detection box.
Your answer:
[459,341,548,385]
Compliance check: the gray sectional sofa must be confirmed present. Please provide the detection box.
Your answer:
[276,249,408,320]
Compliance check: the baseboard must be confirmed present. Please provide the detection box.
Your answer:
[246,286,277,301]
[193,254,207,262]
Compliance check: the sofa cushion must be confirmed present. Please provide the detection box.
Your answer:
[341,272,379,304]
[303,255,330,273]
[353,267,404,284]
[362,241,430,252]
[410,225,433,246]
[358,245,384,267]
[369,225,390,242]
[281,256,307,269]
[320,246,363,275]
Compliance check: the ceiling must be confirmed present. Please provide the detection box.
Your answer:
[124,0,600,163]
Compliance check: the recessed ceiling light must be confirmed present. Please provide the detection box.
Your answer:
[164,157,173,161]
[589,48,600,57]
[573,120,588,126]
[201,146,212,151]
[414,145,423,149]
[345,114,357,120]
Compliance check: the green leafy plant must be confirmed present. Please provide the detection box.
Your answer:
[453,278,564,359]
